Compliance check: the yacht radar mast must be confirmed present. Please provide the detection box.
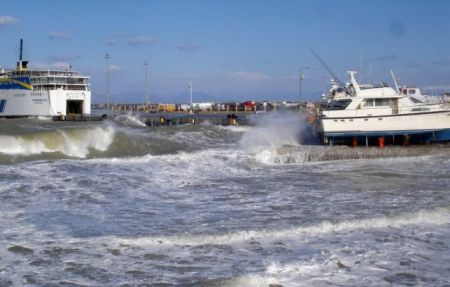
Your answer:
[311,48,350,95]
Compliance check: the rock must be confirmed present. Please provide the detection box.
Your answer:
[7,245,34,255]
[337,260,351,271]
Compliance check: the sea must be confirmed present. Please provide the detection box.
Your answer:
[0,112,449,287]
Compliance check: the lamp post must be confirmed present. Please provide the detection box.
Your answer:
[105,53,111,111]
[144,60,149,110]
[188,81,193,112]
[299,66,310,106]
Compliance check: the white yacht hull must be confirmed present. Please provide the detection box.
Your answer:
[321,110,450,135]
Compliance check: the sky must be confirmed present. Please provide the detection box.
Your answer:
[1,0,450,104]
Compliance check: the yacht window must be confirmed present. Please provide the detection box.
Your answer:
[375,99,390,106]
[363,99,374,107]
[373,82,389,88]
[409,97,422,103]
[408,89,416,95]
[327,99,352,110]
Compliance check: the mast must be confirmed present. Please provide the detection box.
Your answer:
[144,61,149,108]
[20,38,23,61]
[105,53,111,111]
[17,38,28,71]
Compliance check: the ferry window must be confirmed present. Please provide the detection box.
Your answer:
[375,99,390,106]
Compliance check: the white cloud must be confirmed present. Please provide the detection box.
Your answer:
[109,64,121,71]
[230,71,271,81]
[48,54,81,62]
[48,31,71,40]
[0,15,17,26]
[0,15,18,27]
[177,42,202,51]
[106,38,117,46]
[51,62,71,70]
[128,36,155,47]
[105,33,123,46]
[30,62,71,70]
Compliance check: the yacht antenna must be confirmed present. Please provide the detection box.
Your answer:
[310,48,346,89]
[390,69,400,93]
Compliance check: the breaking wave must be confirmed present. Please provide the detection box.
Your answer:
[252,145,449,165]
[113,112,146,127]
[114,206,450,247]
[0,125,115,158]
[240,112,303,153]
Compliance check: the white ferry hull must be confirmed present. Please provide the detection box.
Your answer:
[0,89,91,117]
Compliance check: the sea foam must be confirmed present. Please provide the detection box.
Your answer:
[114,206,450,247]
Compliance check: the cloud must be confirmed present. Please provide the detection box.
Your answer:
[109,64,121,71]
[388,20,406,38]
[230,71,271,81]
[373,54,399,62]
[105,33,123,46]
[128,36,155,47]
[48,31,71,40]
[404,61,425,69]
[405,58,450,69]
[106,38,117,46]
[30,62,71,70]
[0,15,18,27]
[47,54,81,62]
[430,59,450,67]
[177,42,202,51]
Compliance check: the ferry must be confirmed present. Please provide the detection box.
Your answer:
[0,39,91,118]
[318,71,450,145]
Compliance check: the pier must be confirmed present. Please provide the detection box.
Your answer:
[141,112,250,127]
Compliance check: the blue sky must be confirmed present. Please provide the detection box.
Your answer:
[1,0,450,104]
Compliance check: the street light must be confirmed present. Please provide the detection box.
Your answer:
[144,60,149,109]
[104,53,111,111]
[299,66,310,105]
[188,81,193,112]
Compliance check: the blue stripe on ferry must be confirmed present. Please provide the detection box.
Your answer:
[0,99,6,113]
[0,77,33,90]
